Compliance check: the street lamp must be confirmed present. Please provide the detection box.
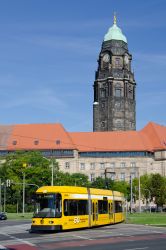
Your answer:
[141,188,151,213]
[138,170,141,213]
[0,178,2,212]
[22,163,27,216]
[43,157,54,186]
[75,178,83,186]
[51,159,54,186]
[23,172,25,216]
[21,163,39,216]
[130,174,133,213]
[104,168,136,214]
[104,168,115,189]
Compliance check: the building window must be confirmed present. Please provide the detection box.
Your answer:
[101,102,105,108]
[128,88,133,99]
[90,163,95,170]
[116,120,123,129]
[80,163,85,170]
[90,173,95,182]
[115,57,121,67]
[101,121,106,128]
[100,163,105,170]
[115,88,122,97]
[130,162,136,168]
[65,162,70,169]
[110,173,115,180]
[120,162,126,168]
[100,89,106,98]
[120,173,125,181]
[130,172,136,179]
[110,162,115,168]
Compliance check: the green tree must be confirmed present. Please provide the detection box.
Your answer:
[90,177,108,189]
[150,173,166,208]
[140,175,151,204]
[113,180,130,198]
[71,173,89,187]
[0,151,58,210]
[90,177,130,199]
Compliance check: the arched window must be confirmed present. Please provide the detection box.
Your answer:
[100,89,106,98]
[115,88,122,97]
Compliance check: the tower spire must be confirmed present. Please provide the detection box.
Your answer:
[114,12,117,25]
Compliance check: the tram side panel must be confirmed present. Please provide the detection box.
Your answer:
[62,193,89,230]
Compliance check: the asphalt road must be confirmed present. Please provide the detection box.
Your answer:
[0,220,166,250]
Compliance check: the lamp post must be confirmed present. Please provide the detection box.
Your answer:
[105,168,134,214]
[22,172,25,216]
[22,163,27,216]
[43,157,54,186]
[130,174,133,213]
[104,168,115,189]
[4,184,6,213]
[138,171,141,213]
[0,178,2,212]
[75,178,82,186]
[142,188,151,213]
[51,159,54,186]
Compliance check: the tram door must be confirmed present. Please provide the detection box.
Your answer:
[91,200,98,226]
[108,201,114,223]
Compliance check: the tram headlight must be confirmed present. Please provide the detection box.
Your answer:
[49,220,54,224]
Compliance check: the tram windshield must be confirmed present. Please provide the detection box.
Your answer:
[33,193,62,218]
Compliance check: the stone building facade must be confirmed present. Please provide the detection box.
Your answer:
[0,122,166,182]
[57,150,166,182]
[93,16,136,131]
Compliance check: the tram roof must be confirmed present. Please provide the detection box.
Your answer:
[36,186,123,197]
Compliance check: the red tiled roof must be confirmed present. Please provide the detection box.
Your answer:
[0,122,165,152]
[6,123,75,150]
[70,130,153,152]
[140,122,166,151]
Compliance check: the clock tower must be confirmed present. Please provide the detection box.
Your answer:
[93,15,136,131]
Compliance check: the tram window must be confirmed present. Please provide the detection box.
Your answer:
[69,200,77,215]
[78,200,88,215]
[64,199,88,216]
[55,194,62,218]
[115,201,122,213]
[98,200,108,214]
[34,193,62,218]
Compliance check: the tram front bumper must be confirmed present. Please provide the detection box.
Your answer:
[30,225,62,232]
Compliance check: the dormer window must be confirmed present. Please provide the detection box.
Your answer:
[56,140,61,145]
[34,140,39,145]
[12,140,17,145]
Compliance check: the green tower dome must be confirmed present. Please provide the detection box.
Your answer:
[104,15,127,43]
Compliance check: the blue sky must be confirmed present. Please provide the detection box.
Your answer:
[0,0,166,131]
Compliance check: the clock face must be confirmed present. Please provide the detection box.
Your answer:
[124,55,129,65]
[103,53,110,63]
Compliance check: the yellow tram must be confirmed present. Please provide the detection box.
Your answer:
[31,186,125,232]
